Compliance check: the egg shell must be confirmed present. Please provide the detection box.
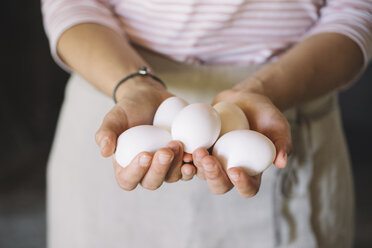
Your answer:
[172,103,221,153]
[212,130,276,176]
[115,125,172,168]
[153,96,188,132]
[213,102,250,136]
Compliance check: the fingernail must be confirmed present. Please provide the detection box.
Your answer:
[184,166,193,176]
[183,153,193,163]
[159,153,172,165]
[280,152,288,168]
[229,172,240,181]
[283,152,287,161]
[100,137,108,150]
[194,152,203,164]
[203,162,215,172]
[139,155,151,167]
[167,142,179,154]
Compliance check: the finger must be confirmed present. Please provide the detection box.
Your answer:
[192,148,209,180]
[95,105,128,157]
[183,153,193,163]
[201,155,233,194]
[114,152,152,191]
[272,132,292,169]
[141,148,174,190]
[227,167,261,198]
[165,141,184,183]
[181,164,196,181]
[273,142,290,169]
[259,117,292,169]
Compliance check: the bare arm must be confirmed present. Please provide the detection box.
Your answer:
[57,23,159,100]
[199,33,364,197]
[57,23,196,190]
[238,33,364,110]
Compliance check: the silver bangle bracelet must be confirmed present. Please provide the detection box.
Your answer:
[112,66,166,104]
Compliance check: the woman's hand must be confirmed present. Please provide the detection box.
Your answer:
[191,33,365,198]
[95,78,196,191]
[193,82,292,198]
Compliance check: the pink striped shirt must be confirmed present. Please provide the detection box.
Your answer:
[41,0,372,71]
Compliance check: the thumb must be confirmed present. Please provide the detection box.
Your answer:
[256,118,292,169]
[272,137,292,168]
[254,112,292,169]
[95,105,129,157]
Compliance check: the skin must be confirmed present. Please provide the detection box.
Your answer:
[57,23,363,197]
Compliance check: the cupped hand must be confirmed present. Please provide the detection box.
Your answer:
[95,78,196,191]
[193,148,262,197]
[193,85,292,197]
[113,140,196,191]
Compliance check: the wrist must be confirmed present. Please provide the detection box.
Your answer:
[114,66,167,102]
[233,63,297,111]
[233,75,266,96]
[115,76,168,102]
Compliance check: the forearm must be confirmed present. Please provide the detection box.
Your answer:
[57,23,159,99]
[238,33,364,110]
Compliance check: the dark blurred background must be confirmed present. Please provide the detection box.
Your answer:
[0,1,371,248]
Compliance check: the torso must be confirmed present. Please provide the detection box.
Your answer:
[112,0,325,65]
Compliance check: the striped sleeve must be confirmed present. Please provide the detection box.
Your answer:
[305,0,372,67]
[41,0,124,71]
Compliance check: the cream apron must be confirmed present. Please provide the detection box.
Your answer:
[47,47,354,248]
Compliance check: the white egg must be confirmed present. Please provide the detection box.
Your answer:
[153,96,188,132]
[172,103,221,153]
[115,125,172,168]
[212,130,276,176]
[213,102,250,136]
